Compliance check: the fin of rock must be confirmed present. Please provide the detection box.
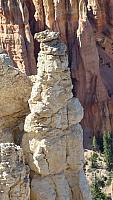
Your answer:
[22,30,92,200]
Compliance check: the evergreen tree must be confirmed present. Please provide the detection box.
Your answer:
[90,136,98,168]
[90,152,98,168]
[96,136,104,152]
[92,135,98,151]
[103,131,113,171]
[91,173,107,200]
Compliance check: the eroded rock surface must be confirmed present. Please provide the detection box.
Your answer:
[29,0,113,139]
[1,0,113,137]
[0,0,36,75]
[0,49,32,143]
[0,143,30,200]
[22,30,91,200]
[76,0,112,144]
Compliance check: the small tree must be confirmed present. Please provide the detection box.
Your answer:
[103,131,113,171]
[92,136,98,151]
[91,174,108,200]
[90,136,98,168]
[90,152,98,168]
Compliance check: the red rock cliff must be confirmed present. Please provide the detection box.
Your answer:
[0,0,36,75]
[1,0,113,142]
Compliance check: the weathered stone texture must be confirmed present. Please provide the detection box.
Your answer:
[0,49,32,142]
[22,30,91,200]
[26,0,113,138]
[0,143,30,200]
[1,0,113,136]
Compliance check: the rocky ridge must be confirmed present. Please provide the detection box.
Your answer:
[22,30,92,200]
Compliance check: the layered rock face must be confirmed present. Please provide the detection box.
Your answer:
[1,0,113,137]
[0,143,30,200]
[0,0,36,75]
[22,30,91,200]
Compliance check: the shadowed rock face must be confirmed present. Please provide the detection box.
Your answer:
[1,0,113,138]
[0,0,36,75]
[22,30,91,200]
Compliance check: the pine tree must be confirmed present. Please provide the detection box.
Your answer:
[103,131,113,171]
[92,135,97,151]
[90,136,98,168]
[91,173,107,200]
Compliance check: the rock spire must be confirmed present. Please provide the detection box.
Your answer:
[22,30,92,200]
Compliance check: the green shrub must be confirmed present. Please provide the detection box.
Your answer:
[106,171,113,186]
[103,132,113,171]
[90,152,98,168]
[91,174,108,200]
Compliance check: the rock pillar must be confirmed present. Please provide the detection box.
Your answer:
[22,30,92,200]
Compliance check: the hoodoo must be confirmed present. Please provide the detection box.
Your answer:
[22,30,92,200]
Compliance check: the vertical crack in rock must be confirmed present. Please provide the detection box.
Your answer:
[41,147,50,173]
[22,30,92,200]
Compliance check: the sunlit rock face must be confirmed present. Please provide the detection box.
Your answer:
[22,30,92,200]
[0,143,30,200]
[0,50,31,200]
[0,48,32,143]
[1,0,113,136]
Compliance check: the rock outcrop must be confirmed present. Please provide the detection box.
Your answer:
[1,0,113,137]
[22,30,91,200]
[30,0,113,139]
[0,143,30,200]
[0,48,32,143]
[0,50,31,199]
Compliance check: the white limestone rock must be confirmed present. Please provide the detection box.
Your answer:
[0,50,32,130]
[22,31,92,200]
[0,143,30,200]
